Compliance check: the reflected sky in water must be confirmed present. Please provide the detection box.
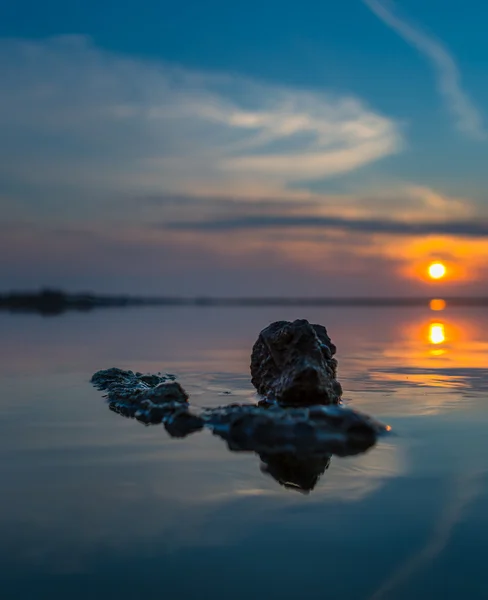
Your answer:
[1,306,488,599]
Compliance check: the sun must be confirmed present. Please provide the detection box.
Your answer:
[428,262,446,280]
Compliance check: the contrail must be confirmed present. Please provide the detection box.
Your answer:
[362,0,485,139]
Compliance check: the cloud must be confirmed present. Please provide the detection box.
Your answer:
[164,213,488,238]
[3,208,488,296]
[0,220,401,296]
[363,0,485,139]
[128,184,478,239]
[0,35,402,218]
[1,36,487,295]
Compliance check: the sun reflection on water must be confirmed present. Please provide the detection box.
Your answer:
[411,316,488,368]
[429,298,446,311]
[429,323,445,345]
[371,307,488,407]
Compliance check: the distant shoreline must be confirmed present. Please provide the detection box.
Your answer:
[1,289,488,315]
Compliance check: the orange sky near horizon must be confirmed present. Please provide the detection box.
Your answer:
[2,219,488,296]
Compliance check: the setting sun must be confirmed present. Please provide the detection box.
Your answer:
[428,262,446,280]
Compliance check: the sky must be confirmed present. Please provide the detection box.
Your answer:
[1,0,487,296]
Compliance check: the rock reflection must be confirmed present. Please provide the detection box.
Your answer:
[259,453,331,493]
[106,397,384,493]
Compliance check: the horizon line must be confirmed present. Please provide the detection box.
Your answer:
[2,289,488,309]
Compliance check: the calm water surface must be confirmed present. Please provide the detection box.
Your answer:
[1,306,488,599]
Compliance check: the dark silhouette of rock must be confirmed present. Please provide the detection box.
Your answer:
[203,403,381,455]
[260,453,331,493]
[91,368,187,404]
[250,319,342,405]
[91,368,384,454]
[91,368,192,427]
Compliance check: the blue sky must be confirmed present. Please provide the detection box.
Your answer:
[1,0,487,295]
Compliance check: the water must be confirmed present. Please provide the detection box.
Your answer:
[1,305,488,599]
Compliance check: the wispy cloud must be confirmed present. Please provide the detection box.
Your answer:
[140,185,475,226]
[363,0,485,139]
[0,35,402,219]
[1,36,487,294]
[163,213,488,237]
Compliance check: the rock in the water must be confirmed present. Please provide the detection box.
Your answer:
[203,403,386,456]
[91,368,189,405]
[90,322,391,492]
[250,319,342,405]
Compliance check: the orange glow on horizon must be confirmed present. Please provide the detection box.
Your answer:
[428,262,446,279]
[388,235,485,284]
